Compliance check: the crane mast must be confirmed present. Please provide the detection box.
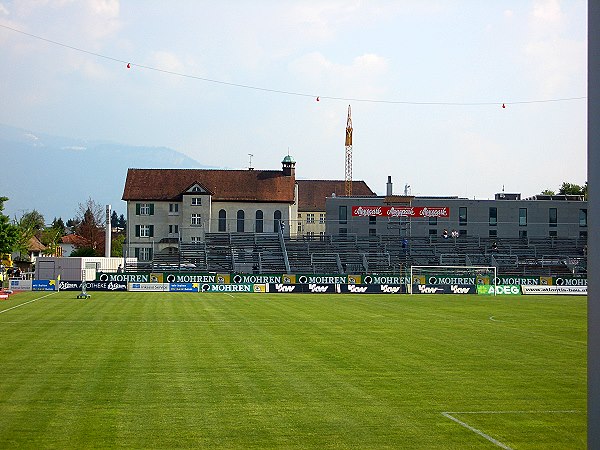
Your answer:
[345,105,353,196]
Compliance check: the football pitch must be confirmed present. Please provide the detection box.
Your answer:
[0,291,586,449]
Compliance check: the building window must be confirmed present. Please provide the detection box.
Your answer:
[580,209,588,227]
[169,203,179,215]
[218,209,226,232]
[168,225,179,235]
[307,231,315,239]
[580,230,588,239]
[549,208,557,227]
[319,231,325,240]
[191,214,202,226]
[489,207,497,226]
[429,217,437,226]
[339,206,347,224]
[489,229,497,238]
[255,210,264,233]
[136,203,154,216]
[549,230,558,237]
[135,225,154,238]
[274,210,282,232]
[519,230,527,239]
[519,208,527,226]
[237,210,245,232]
[459,207,467,226]
[369,228,376,236]
[369,216,376,226]
[429,229,437,236]
[136,247,152,261]
[190,236,202,243]
[319,213,325,224]
[191,197,202,206]
[297,222,302,234]
[339,228,347,236]
[306,213,315,224]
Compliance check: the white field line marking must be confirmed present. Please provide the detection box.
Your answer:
[445,410,580,415]
[0,318,390,324]
[442,412,512,449]
[489,316,503,322]
[441,410,581,450]
[0,292,56,315]
[427,310,584,349]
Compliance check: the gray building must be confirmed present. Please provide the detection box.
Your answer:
[326,191,587,240]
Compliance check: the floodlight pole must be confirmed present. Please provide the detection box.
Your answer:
[105,205,111,257]
[588,1,599,446]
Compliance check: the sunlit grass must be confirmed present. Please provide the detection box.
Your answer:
[0,291,586,448]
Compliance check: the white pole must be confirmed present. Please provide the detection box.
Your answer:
[105,205,112,257]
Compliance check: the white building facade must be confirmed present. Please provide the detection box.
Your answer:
[122,157,298,262]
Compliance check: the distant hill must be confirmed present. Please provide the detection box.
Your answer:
[0,124,207,222]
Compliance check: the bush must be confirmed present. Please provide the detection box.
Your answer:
[70,247,96,257]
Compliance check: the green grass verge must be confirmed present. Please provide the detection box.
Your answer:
[0,291,586,449]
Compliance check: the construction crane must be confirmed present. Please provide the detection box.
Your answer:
[345,105,353,196]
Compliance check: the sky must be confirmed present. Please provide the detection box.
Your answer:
[0,1,587,206]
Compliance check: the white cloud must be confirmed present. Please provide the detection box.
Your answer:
[287,1,362,41]
[288,51,389,99]
[523,0,586,97]
[149,51,185,74]
[5,0,121,42]
[532,0,562,25]
[82,0,121,40]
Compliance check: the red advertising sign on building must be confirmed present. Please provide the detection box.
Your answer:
[352,206,449,218]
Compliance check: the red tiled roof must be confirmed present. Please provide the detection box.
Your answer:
[28,236,46,252]
[61,234,90,247]
[122,168,296,203]
[296,180,376,211]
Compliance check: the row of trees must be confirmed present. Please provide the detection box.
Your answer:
[541,182,588,198]
[0,196,126,263]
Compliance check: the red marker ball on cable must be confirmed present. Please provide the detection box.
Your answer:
[502,103,506,108]
[127,63,131,69]
[316,96,320,102]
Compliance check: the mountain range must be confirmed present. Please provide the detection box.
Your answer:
[0,124,206,223]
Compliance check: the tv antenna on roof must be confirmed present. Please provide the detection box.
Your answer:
[248,153,254,170]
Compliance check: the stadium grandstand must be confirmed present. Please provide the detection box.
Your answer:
[121,158,586,278]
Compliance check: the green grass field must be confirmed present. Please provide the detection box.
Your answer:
[0,291,586,449]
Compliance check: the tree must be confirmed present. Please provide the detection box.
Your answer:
[40,218,66,257]
[66,218,79,231]
[19,210,45,234]
[13,210,46,259]
[111,234,126,257]
[0,197,20,255]
[51,217,66,234]
[75,198,106,256]
[118,214,126,229]
[111,210,119,228]
[541,189,555,196]
[70,247,96,257]
[558,182,586,196]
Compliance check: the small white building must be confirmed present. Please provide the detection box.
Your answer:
[35,257,136,281]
